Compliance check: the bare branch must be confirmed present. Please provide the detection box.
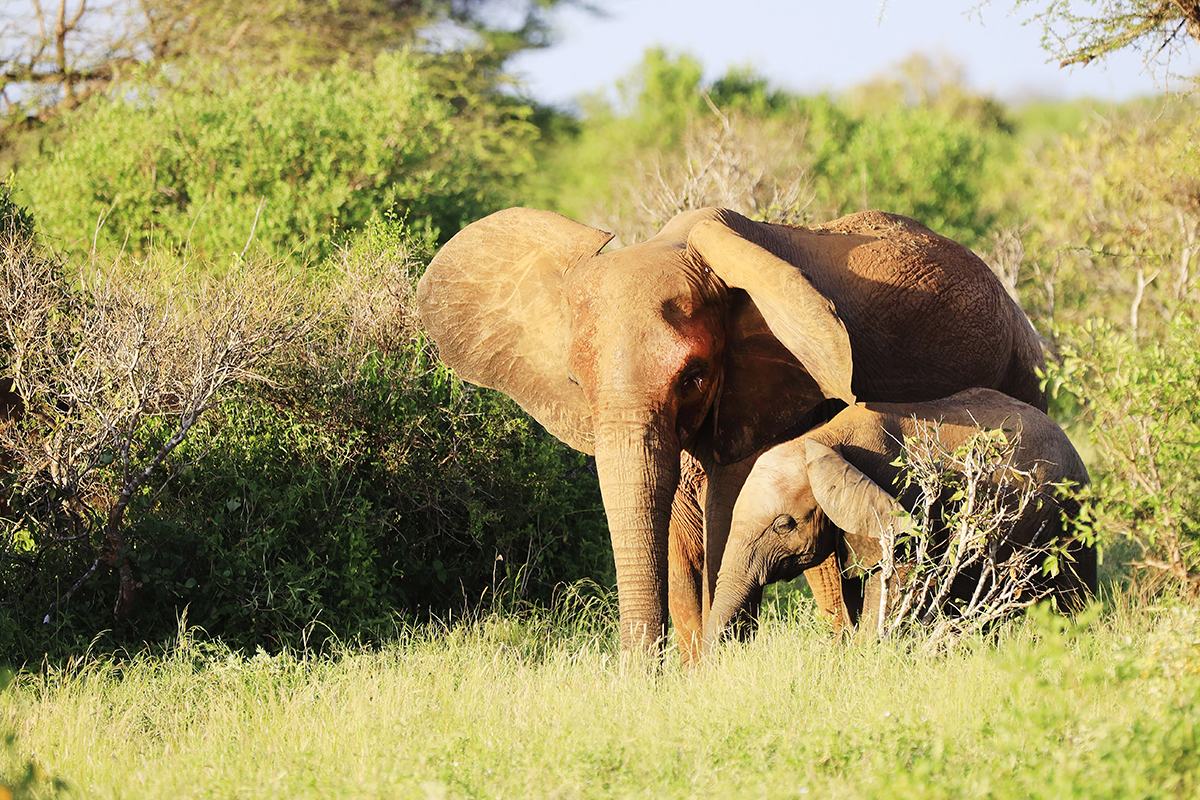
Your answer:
[875,422,1080,649]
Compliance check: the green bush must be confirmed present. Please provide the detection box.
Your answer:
[1045,307,1200,596]
[0,216,610,661]
[17,52,536,265]
[1006,98,1200,332]
[820,104,998,247]
[113,351,611,652]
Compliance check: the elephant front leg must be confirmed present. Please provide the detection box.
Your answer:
[668,452,707,664]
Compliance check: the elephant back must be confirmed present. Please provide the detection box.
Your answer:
[768,212,1048,411]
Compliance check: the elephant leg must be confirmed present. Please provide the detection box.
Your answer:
[669,452,706,664]
[804,553,852,634]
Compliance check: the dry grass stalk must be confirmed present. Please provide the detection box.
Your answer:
[595,99,816,245]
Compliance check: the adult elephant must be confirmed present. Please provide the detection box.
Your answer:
[416,206,1046,658]
[702,388,1095,654]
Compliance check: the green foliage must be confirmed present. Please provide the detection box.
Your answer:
[527,48,1005,250]
[1008,97,1200,331]
[0,0,573,140]
[1044,309,1200,595]
[0,217,609,660]
[0,185,33,247]
[119,354,610,652]
[17,52,537,265]
[1014,0,1200,76]
[819,103,999,246]
[523,48,709,221]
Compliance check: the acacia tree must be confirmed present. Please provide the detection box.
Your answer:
[1012,0,1199,74]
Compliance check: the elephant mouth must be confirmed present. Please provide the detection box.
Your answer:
[767,555,814,586]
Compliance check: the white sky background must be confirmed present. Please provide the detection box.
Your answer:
[507,0,1194,108]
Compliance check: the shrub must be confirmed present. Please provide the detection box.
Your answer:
[876,423,1089,650]
[1006,98,1200,334]
[0,214,610,660]
[1045,309,1200,598]
[0,197,316,656]
[17,52,536,265]
[821,104,999,248]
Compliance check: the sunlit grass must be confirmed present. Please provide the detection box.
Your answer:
[3,588,1198,799]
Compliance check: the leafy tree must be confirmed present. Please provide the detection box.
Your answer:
[844,53,1015,135]
[0,0,580,133]
[820,102,1001,247]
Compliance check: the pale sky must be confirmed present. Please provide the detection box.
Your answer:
[507,0,1194,108]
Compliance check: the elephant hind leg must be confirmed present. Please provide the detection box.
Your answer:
[1053,532,1098,614]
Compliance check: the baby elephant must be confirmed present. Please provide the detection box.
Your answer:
[703,388,1095,651]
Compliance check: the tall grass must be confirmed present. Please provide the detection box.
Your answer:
[3,590,1197,799]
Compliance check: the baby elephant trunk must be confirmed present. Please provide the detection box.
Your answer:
[703,575,764,654]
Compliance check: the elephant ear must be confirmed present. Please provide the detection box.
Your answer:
[713,290,828,463]
[417,208,614,454]
[688,219,856,406]
[804,439,910,569]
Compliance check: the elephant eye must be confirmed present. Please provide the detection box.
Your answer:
[771,515,797,535]
[679,362,708,395]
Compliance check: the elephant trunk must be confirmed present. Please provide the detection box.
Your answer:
[594,419,681,656]
[702,548,764,654]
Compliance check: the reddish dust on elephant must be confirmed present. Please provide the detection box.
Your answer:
[417,206,1047,659]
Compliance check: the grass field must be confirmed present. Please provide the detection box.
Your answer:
[3,586,1198,799]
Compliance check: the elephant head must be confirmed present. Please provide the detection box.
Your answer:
[417,208,1046,655]
[703,389,1096,653]
[703,435,911,647]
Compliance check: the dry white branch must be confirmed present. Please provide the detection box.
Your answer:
[876,421,1068,650]
[594,104,816,245]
